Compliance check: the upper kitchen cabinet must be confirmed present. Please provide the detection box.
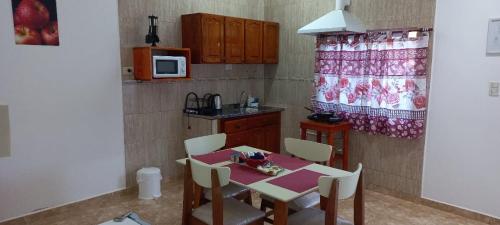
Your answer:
[224,17,245,64]
[182,13,225,64]
[262,22,280,64]
[182,13,279,64]
[244,20,263,64]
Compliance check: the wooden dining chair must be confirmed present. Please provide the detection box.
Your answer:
[288,164,364,225]
[260,138,333,220]
[182,159,266,225]
[184,133,252,206]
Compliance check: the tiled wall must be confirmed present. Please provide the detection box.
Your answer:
[263,0,436,196]
[119,0,266,186]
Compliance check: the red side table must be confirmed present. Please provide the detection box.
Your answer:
[300,120,353,170]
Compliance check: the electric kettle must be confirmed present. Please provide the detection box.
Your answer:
[211,94,223,110]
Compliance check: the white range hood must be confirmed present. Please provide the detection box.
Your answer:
[298,0,366,36]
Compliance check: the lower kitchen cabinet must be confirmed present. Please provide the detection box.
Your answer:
[220,112,281,153]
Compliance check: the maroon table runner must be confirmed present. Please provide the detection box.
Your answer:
[192,149,236,165]
[267,169,327,193]
[270,153,312,170]
[226,163,271,185]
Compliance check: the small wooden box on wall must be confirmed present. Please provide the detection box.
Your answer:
[133,47,192,81]
[181,13,279,64]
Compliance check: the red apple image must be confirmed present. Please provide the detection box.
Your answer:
[15,0,50,29]
[15,25,42,45]
[41,21,59,45]
[13,13,21,25]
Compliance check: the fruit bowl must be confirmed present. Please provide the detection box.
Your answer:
[243,153,271,168]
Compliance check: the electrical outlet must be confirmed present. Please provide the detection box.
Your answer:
[122,67,134,76]
[225,64,233,71]
[489,81,499,97]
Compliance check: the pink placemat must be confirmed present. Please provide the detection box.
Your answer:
[226,163,271,185]
[270,154,312,170]
[192,149,236,165]
[267,169,327,193]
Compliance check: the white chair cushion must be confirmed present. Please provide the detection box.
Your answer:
[192,198,265,225]
[261,192,321,212]
[288,208,352,225]
[203,183,249,200]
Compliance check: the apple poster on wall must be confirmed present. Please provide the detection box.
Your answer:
[11,0,59,46]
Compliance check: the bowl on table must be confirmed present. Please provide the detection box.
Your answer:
[241,152,271,168]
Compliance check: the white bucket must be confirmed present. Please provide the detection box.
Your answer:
[137,167,162,200]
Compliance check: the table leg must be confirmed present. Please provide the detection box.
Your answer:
[274,200,288,225]
[327,132,335,167]
[343,129,350,170]
[301,128,307,140]
[316,131,322,143]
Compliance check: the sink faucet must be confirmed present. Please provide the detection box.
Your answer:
[239,91,248,108]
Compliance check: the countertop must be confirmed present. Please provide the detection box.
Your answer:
[185,105,284,120]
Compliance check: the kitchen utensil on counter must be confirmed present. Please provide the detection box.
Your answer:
[183,92,200,114]
[197,93,223,116]
[247,96,259,108]
[239,91,248,108]
[212,94,223,110]
[184,92,202,129]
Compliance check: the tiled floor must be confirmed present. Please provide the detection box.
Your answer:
[1,179,489,225]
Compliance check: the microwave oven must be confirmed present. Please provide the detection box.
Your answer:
[152,55,187,78]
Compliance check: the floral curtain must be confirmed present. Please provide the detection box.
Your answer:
[312,32,430,139]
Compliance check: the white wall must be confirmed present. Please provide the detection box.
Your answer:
[0,0,125,221]
[423,0,500,219]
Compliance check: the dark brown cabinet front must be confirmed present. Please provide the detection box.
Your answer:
[263,22,279,64]
[182,13,279,64]
[224,17,245,64]
[201,14,225,63]
[221,112,281,153]
[182,13,224,64]
[244,20,263,64]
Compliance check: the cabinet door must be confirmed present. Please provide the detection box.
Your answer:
[248,128,267,150]
[265,125,281,153]
[201,14,225,63]
[244,20,263,64]
[263,22,280,64]
[226,131,250,148]
[225,17,245,64]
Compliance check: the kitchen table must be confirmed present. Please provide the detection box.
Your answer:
[176,146,364,225]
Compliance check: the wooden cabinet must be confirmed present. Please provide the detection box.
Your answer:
[224,17,245,64]
[246,127,265,150]
[226,130,251,148]
[265,125,281,152]
[220,112,281,153]
[182,13,279,64]
[263,22,280,64]
[244,20,263,64]
[182,13,224,64]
